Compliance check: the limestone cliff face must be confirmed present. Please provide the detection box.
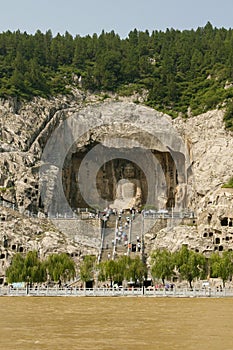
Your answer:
[0,90,232,270]
[173,110,233,198]
[0,91,86,212]
[175,109,233,250]
[146,110,233,255]
[0,206,99,280]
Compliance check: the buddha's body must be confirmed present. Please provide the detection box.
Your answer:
[111,164,142,210]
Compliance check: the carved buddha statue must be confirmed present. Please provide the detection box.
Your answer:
[110,163,142,210]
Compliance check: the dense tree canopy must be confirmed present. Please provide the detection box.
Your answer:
[0,24,233,128]
[210,251,233,287]
[45,252,76,282]
[150,249,175,284]
[6,251,75,284]
[79,255,96,285]
[150,246,209,288]
[174,246,207,288]
[5,248,233,288]
[6,251,47,283]
[97,255,147,287]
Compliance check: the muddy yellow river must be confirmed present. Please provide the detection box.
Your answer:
[0,297,232,350]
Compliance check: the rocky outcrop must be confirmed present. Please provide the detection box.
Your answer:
[146,110,233,255]
[0,206,99,281]
[173,109,233,199]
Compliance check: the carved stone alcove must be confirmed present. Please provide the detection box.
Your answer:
[62,145,178,210]
[41,101,192,214]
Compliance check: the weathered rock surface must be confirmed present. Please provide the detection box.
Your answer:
[145,110,233,255]
[173,109,233,198]
[0,206,99,280]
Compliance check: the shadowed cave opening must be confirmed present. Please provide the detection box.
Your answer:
[62,143,178,211]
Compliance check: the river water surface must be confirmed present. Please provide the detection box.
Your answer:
[0,297,232,350]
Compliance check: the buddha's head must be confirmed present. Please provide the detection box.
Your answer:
[123,163,135,179]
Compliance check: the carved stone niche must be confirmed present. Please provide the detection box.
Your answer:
[62,147,149,209]
[62,145,178,211]
[42,102,192,214]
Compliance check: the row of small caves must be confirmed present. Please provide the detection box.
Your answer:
[0,216,232,284]
[0,236,24,284]
[202,217,233,253]
[0,233,82,285]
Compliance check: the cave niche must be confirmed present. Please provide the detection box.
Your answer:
[62,144,178,211]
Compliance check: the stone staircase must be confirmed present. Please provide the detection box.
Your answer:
[51,211,171,262]
[100,211,144,261]
[99,211,177,262]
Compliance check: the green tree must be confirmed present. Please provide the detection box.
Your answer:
[6,253,26,283]
[46,253,76,283]
[174,246,207,288]
[94,50,122,90]
[116,255,132,283]
[10,51,27,96]
[210,251,233,287]
[224,101,233,131]
[79,255,96,286]
[6,251,46,284]
[150,249,175,285]
[127,256,147,285]
[33,30,49,66]
[73,35,88,69]
[24,250,47,283]
[24,58,49,96]
[97,259,118,287]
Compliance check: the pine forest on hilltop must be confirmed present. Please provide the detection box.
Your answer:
[0,22,233,130]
